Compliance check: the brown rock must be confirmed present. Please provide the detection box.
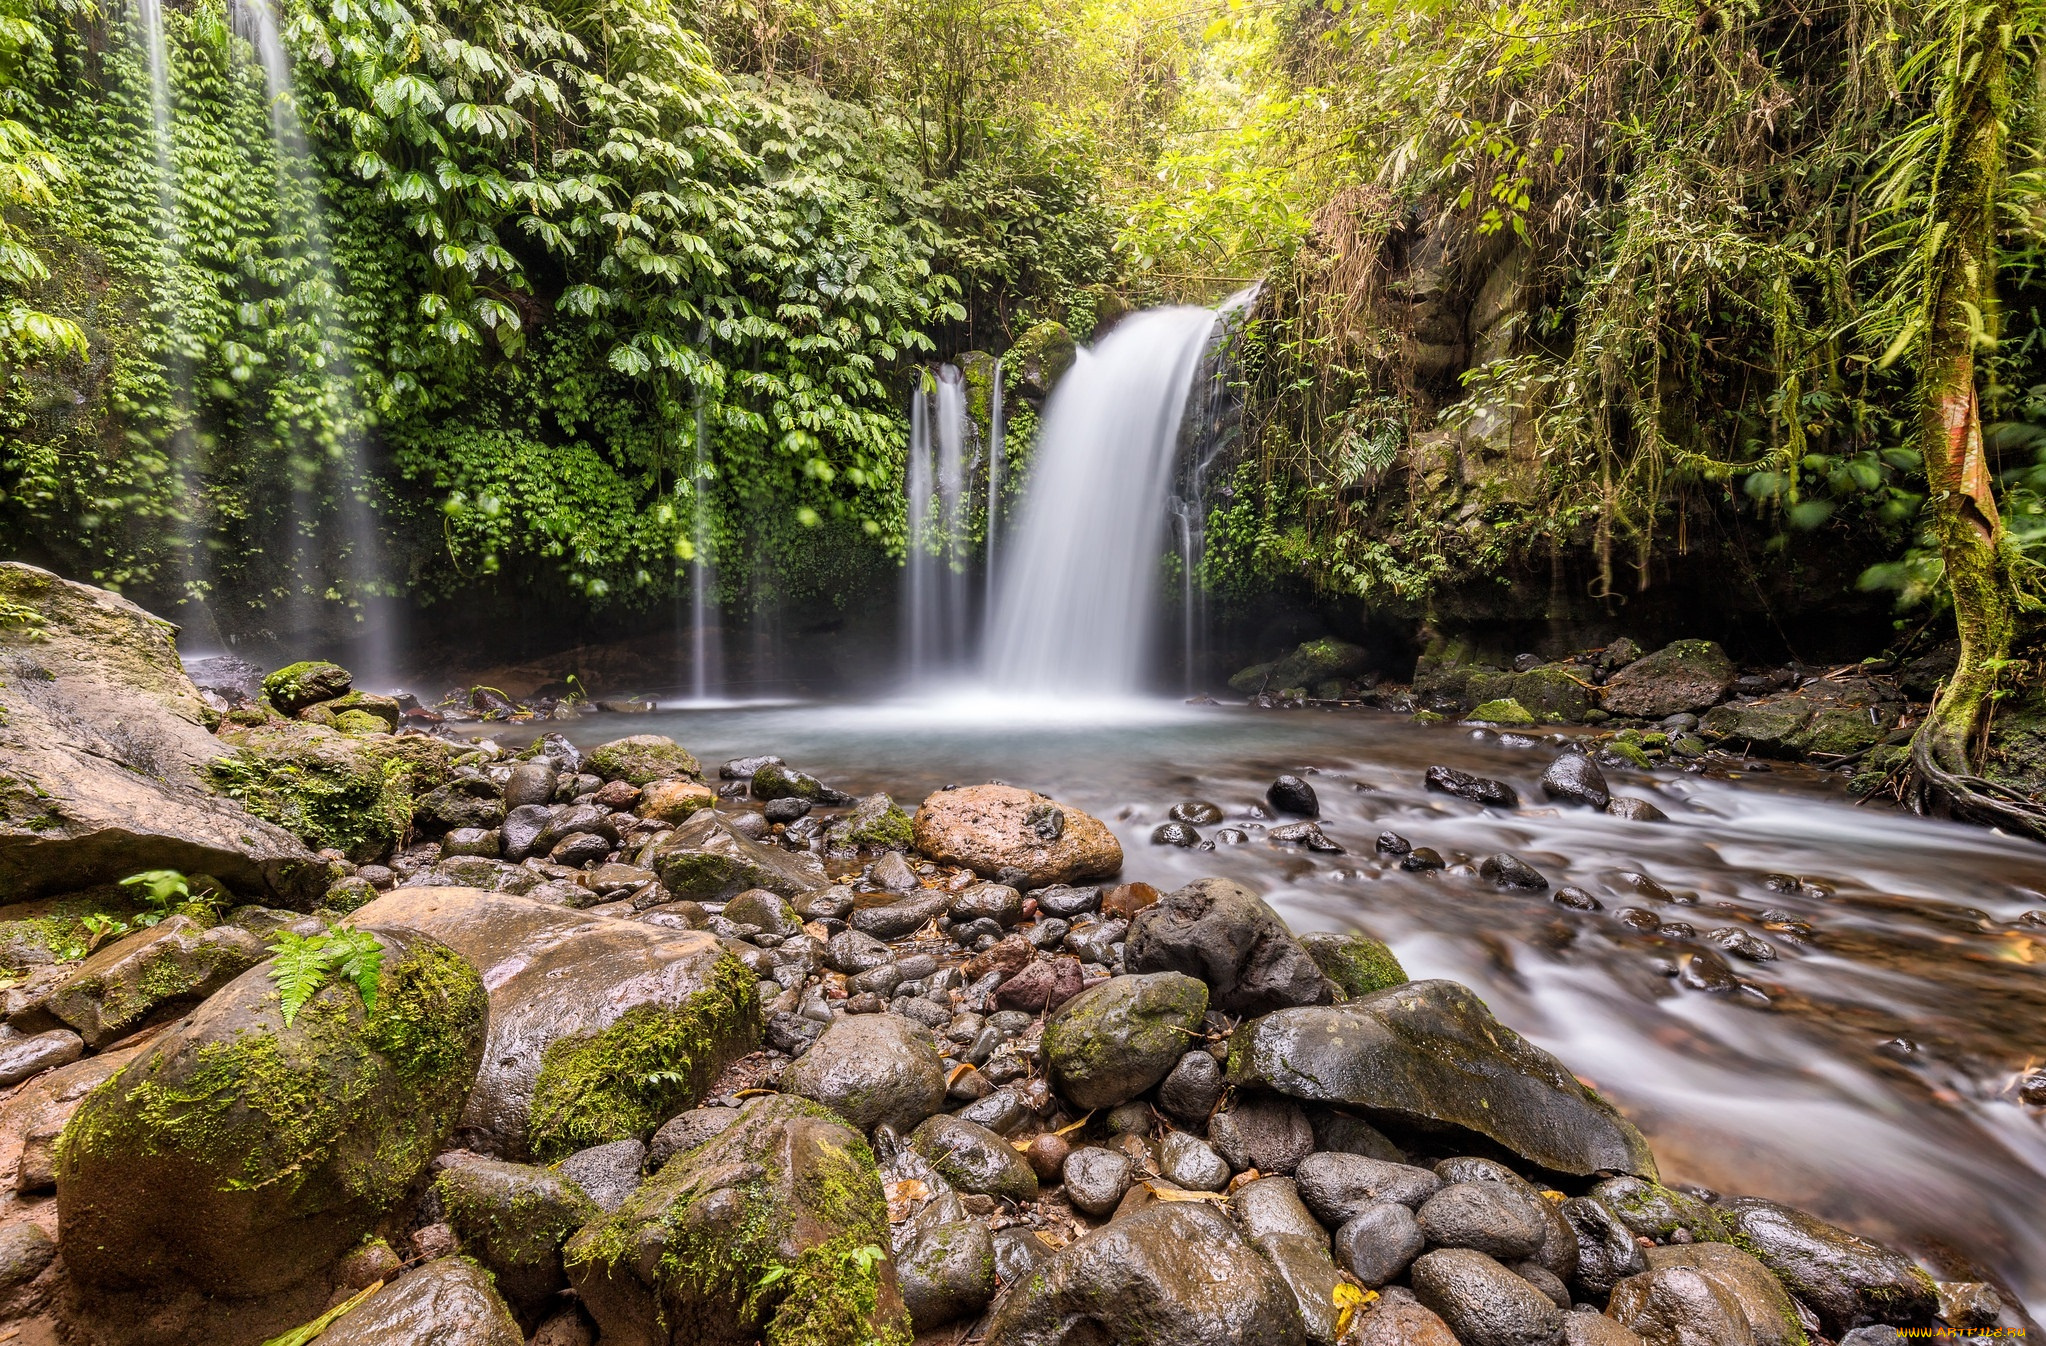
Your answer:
[0,1041,151,1192]
[1102,882,1162,920]
[1345,1296,1463,1346]
[912,785,1122,886]
[45,915,265,1048]
[966,934,1036,983]
[591,780,642,810]
[996,956,1085,1012]
[636,779,717,824]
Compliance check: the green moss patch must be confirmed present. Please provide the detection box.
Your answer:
[1300,931,1408,999]
[208,723,451,862]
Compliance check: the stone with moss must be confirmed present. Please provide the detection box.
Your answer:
[1720,1197,1938,1336]
[1849,743,1911,797]
[300,691,401,730]
[565,1092,912,1346]
[56,927,488,1303]
[209,720,456,867]
[1610,1244,1810,1346]
[1787,705,1894,759]
[1468,665,1594,721]
[349,887,761,1161]
[45,914,265,1048]
[1043,972,1208,1111]
[1298,931,1407,1000]
[261,661,353,716]
[1601,639,1735,717]
[314,1254,523,1345]
[586,734,702,786]
[436,1155,600,1325]
[1009,320,1076,399]
[1701,698,1814,750]
[1589,1175,1732,1243]
[1469,698,1536,727]
[647,809,829,901]
[828,793,915,850]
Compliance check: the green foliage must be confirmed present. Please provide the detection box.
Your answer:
[118,867,225,927]
[266,925,385,1026]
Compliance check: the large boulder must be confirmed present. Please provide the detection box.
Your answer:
[1699,700,1814,752]
[1125,878,1332,1015]
[0,563,323,904]
[983,1202,1307,1346]
[435,1156,600,1324]
[56,926,487,1303]
[781,1013,948,1134]
[1601,641,1734,717]
[644,809,829,901]
[911,785,1122,886]
[316,1256,523,1346]
[586,735,702,785]
[1226,980,1658,1178]
[1719,1197,1938,1335]
[565,1093,911,1346]
[44,914,265,1048]
[211,719,457,864]
[1608,1244,1809,1346]
[349,888,759,1160]
[1042,972,1208,1110]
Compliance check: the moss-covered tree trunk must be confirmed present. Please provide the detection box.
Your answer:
[1905,0,2044,836]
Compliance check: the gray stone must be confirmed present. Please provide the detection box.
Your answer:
[1230,1177,1327,1246]
[1720,1197,1938,1335]
[434,1156,599,1324]
[1608,1243,1808,1346]
[45,915,265,1048]
[1125,878,1332,1016]
[1562,1196,1647,1297]
[781,1012,947,1134]
[1043,972,1208,1110]
[1158,1049,1225,1121]
[1293,1152,1444,1224]
[0,1222,54,1293]
[504,763,557,809]
[1411,1247,1566,1346]
[1228,981,1658,1178]
[849,886,952,939]
[554,1138,645,1213]
[319,1256,523,1346]
[1336,1202,1426,1287]
[0,1027,81,1086]
[899,1219,998,1331]
[646,1105,741,1170]
[911,1112,1039,1202]
[1541,754,1611,809]
[1602,641,1735,717]
[1210,1095,1315,1174]
[644,809,828,901]
[954,882,1024,926]
[1159,1130,1230,1191]
[1061,1146,1134,1218]
[1419,1181,1549,1259]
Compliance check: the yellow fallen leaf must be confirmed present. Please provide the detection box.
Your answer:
[1141,1182,1229,1203]
[1333,1281,1378,1337]
[732,1087,777,1098]
[885,1178,931,1223]
[1054,1111,1094,1137]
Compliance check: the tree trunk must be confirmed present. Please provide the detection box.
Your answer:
[1906,0,2043,836]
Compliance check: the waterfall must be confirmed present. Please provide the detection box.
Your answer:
[984,359,1004,619]
[236,0,401,687]
[686,398,723,702]
[983,305,1222,697]
[1170,287,1257,691]
[902,365,974,682]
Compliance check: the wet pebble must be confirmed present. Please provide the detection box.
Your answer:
[1157,1049,1224,1121]
[1418,1182,1548,1259]
[1677,949,1741,993]
[1411,1247,1564,1346]
[1295,1153,1444,1223]
[1151,822,1203,847]
[1402,848,1446,872]
[1337,1201,1427,1287]
[1062,1146,1134,1218]
[1707,928,1777,961]
[1424,766,1519,807]
[1479,853,1548,891]
[1159,1131,1231,1191]
[1377,831,1412,855]
[1267,774,1321,817]
[1553,886,1603,911]
[1540,753,1611,809]
[1170,801,1225,825]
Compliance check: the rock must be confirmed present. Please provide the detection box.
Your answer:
[983,1202,1308,1346]
[1425,766,1520,807]
[1602,641,1735,717]
[503,762,557,809]
[912,1113,1039,1201]
[435,1156,600,1322]
[531,1311,597,1346]
[416,781,509,834]
[0,1023,78,1089]
[1269,821,1344,852]
[1541,754,1611,809]
[781,1012,947,1134]
[1700,701,1814,751]
[1561,1195,1648,1296]
[995,955,1084,1012]
[499,804,553,862]
[1062,1145,1135,1217]
[1227,981,1658,1178]
[186,653,265,707]
[566,1094,909,1346]
[262,660,353,714]
[350,888,759,1161]
[870,850,919,892]
[1159,1130,1231,1190]
[1228,1180,1348,1343]
[556,1137,646,1213]
[1306,1109,1406,1163]
[1567,1313,1647,1346]
[0,563,323,903]
[1125,878,1330,1015]
[1609,1244,1809,1346]
[0,1043,146,1193]
[303,690,402,731]
[0,1221,55,1294]
[1337,1202,1427,1286]
[1036,885,1101,918]
[585,734,702,785]
[1152,822,1202,847]
[45,915,265,1049]
[725,888,804,939]
[442,826,502,859]
[1345,1295,1463,1346]
[1293,1153,1443,1223]
[830,793,915,849]
[56,927,487,1301]
[1210,1094,1315,1174]
[1043,972,1208,1110]
[1720,1196,1938,1334]
[912,784,1122,886]
[850,886,952,939]
[1101,881,1162,920]
[1472,699,1538,726]
[636,778,717,823]
[646,809,829,901]
[750,762,849,804]
[1299,931,1407,999]
[1170,801,1225,825]
[1480,853,1550,891]
[316,1255,524,1346]
[1268,775,1320,817]
[1607,797,1669,822]
[1418,1182,1550,1259]
[1158,1049,1225,1120]
[898,1219,998,1330]
[646,1104,742,1170]
[1410,1248,1566,1346]
[1465,667,1596,723]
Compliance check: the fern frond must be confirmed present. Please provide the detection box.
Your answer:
[267,932,333,1028]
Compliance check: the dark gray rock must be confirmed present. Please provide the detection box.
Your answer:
[646,1105,741,1170]
[1602,641,1735,718]
[1043,972,1208,1110]
[434,1156,599,1324]
[1434,1157,1578,1282]
[1424,766,1520,808]
[751,762,849,804]
[1227,981,1659,1177]
[794,885,856,922]
[503,763,557,809]
[1158,1049,1225,1121]
[995,1227,1055,1286]
[1230,1176,1327,1245]
[899,1219,998,1331]
[1268,775,1320,818]
[1410,1247,1565,1346]
[1479,853,1550,891]
[644,808,829,901]
[1607,797,1670,822]
[1562,1196,1647,1297]
[827,928,894,975]
[319,1256,523,1346]
[1152,822,1203,847]
[1540,754,1612,809]
[912,1113,1039,1202]
[1418,1182,1548,1259]
[849,886,953,939]
[1721,1197,1938,1334]
[1159,1131,1230,1191]
[555,1138,645,1214]
[1293,1152,1443,1223]
[1125,878,1331,1016]
[0,1027,82,1086]
[781,1012,947,1134]
[1062,1146,1135,1218]
[1210,1095,1315,1175]
[954,882,1024,926]
[500,804,553,861]
[983,1202,1308,1346]
[1337,1202,1426,1287]
[1589,1178,1731,1243]
[1035,885,1101,918]
[1306,1108,1406,1162]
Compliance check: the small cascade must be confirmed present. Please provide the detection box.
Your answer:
[235,0,401,686]
[1169,286,1258,691]
[686,398,723,701]
[983,305,1224,697]
[984,359,1004,619]
[902,365,976,682]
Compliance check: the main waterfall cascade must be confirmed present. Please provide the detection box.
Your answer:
[902,365,981,683]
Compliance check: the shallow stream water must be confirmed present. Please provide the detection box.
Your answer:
[538,695,2046,1313]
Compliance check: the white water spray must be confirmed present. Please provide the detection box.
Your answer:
[903,365,975,681]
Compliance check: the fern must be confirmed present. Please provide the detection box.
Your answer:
[266,927,386,1027]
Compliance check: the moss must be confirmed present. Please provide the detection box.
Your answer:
[766,1231,912,1346]
[208,722,422,862]
[830,796,914,849]
[436,1163,597,1272]
[1602,737,1657,770]
[1300,931,1408,999]
[586,735,702,785]
[1470,698,1536,726]
[261,661,352,714]
[526,951,760,1160]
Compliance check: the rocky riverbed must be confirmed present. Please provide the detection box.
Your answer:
[0,561,2038,1345]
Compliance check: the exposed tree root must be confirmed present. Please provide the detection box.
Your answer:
[1908,728,2046,841]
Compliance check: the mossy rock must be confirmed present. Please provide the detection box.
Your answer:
[1849,743,1911,797]
[1787,705,1894,758]
[209,722,427,864]
[1700,699,1814,750]
[1009,320,1076,398]
[45,914,266,1048]
[1601,639,1735,717]
[1043,972,1208,1111]
[301,692,401,731]
[586,734,702,786]
[261,661,353,716]
[1413,637,1497,702]
[565,1093,912,1346]
[1299,931,1408,1000]
[349,888,761,1161]
[1228,661,1277,694]
[436,1157,599,1325]
[1601,736,1657,770]
[313,1255,523,1345]
[1469,698,1536,727]
[1984,685,2046,795]
[751,762,845,803]
[648,809,830,902]
[1468,665,1594,721]
[56,926,488,1300]
[828,793,914,850]
[1590,1175,1733,1243]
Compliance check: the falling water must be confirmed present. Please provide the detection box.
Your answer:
[983,306,1221,696]
[1170,287,1257,691]
[983,360,1004,619]
[902,365,975,681]
[687,401,723,702]
[237,0,400,686]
